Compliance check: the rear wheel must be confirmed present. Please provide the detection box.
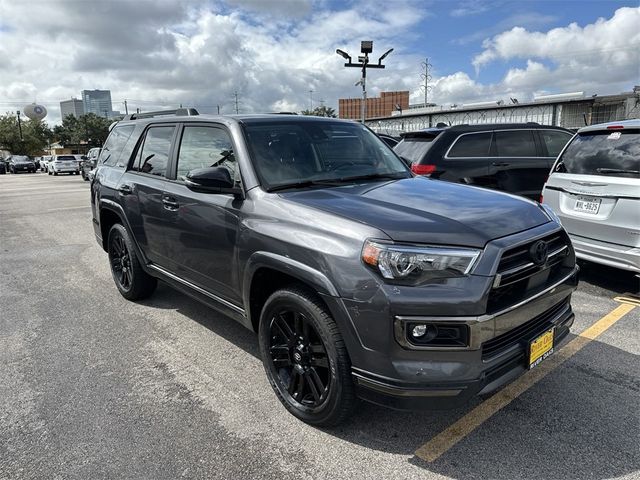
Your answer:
[259,287,356,426]
[107,224,157,300]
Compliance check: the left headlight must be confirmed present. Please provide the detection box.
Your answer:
[362,240,481,285]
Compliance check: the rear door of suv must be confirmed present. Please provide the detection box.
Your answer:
[543,126,640,251]
[486,129,549,199]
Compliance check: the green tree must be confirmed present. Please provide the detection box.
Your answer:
[300,106,337,117]
[0,113,52,155]
[53,113,112,148]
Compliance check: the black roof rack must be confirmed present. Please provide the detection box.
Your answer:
[123,108,199,121]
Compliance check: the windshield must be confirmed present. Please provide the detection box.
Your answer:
[554,129,640,178]
[12,156,30,162]
[243,120,410,191]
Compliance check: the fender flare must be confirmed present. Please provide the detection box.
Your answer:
[242,251,340,328]
[98,199,149,265]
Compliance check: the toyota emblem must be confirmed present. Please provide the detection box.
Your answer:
[529,240,548,265]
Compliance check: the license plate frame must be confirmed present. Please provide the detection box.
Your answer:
[574,196,601,215]
[528,328,555,370]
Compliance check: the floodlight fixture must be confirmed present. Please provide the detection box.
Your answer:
[360,41,373,54]
[336,49,351,62]
[378,48,394,63]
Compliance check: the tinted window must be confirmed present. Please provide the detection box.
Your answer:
[554,130,640,178]
[495,130,536,157]
[448,132,492,157]
[101,125,135,166]
[133,126,175,177]
[540,130,572,157]
[176,126,238,182]
[394,136,438,163]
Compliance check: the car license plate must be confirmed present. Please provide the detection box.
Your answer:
[528,328,554,370]
[574,196,601,215]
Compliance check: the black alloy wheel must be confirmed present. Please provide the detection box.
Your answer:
[269,309,331,408]
[259,287,356,426]
[110,233,133,291]
[107,224,157,300]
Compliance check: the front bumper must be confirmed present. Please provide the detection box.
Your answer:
[328,265,579,410]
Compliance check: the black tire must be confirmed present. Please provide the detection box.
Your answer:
[53,171,58,176]
[107,223,157,300]
[48,170,52,175]
[259,286,356,427]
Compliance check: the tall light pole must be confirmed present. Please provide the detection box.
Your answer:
[336,42,393,123]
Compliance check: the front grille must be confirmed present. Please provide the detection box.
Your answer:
[487,231,572,313]
[482,299,569,360]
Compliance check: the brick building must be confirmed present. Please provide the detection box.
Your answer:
[339,91,409,120]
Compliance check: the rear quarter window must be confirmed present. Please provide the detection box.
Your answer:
[447,132,492,158]
[553,130,640,179]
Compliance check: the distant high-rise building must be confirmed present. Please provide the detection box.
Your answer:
[60,98,84,119]
[81,89,113,118]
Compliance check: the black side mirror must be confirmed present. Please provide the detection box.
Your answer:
[185,167,241,195]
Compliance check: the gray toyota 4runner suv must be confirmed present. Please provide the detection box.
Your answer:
[91,110,578,426]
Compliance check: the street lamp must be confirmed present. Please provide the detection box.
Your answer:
[336,41,393,123]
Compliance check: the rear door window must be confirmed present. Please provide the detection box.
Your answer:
[133,126,176,177]
[447,132,492,157]
[494,130,537,157]
[540,130,573,157]
[553,129,640,178]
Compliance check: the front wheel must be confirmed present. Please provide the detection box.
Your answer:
[259,287,356,426]
[107,224,157,300]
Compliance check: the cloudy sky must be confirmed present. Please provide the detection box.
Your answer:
[0,0,639,124]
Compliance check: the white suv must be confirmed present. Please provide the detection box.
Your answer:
[48,155,80,175]
[542,119,640,273]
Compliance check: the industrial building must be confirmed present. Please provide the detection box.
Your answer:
[365,87,640,134]
[339,91,409,120]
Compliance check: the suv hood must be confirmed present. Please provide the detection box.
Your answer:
[282,177,549,248]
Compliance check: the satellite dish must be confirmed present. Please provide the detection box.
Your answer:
[23,103,47,120]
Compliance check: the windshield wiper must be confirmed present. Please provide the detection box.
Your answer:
[596,168,640,175]
[332,172,409,183]
[266,179,343,192]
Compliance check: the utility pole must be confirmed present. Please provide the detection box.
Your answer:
[124,99,128,115]
[309,89,314,112]
[420,57,433,107]
[217,105,220,115]
[16,111,23,141]
[336,42,393,124]
[233,92,240,114]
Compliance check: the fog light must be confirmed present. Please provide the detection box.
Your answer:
[412,324,427,337]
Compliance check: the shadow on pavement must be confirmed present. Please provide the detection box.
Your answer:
[577,260,639,294]
[140,282,638,479]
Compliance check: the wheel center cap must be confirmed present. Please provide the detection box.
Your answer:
[293,352,302,363]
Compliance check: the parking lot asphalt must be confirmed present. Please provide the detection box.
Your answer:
[1,172,639,480]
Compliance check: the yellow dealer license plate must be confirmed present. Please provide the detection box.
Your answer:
[529,328,554,370]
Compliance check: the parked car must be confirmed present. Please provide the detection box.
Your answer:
[0,158,6,175]
[82,148,101,180]
[48,155,80,175]
[92,110,578,426]
[40,155,52,172]
[8,155,36,173]
[394,123,574,200]
[542,119,639,273]
[32,156,41,170]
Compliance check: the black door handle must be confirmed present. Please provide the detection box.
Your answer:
[162,195,179,211]
[118,184,132,195]
[492,162,510,167]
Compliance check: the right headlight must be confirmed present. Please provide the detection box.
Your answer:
[362,240,481,285]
